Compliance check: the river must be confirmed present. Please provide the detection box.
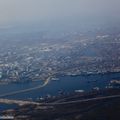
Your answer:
[0,72,120,111]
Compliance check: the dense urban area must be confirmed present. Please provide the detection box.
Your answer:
[0,27,120,84]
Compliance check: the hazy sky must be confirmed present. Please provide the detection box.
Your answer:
[0,0,119,27]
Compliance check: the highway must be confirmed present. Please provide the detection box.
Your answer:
[0,94,120,107]
[0,77,51,98]
[44,94,120,106]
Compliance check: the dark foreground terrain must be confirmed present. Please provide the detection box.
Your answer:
[2,88,120,120]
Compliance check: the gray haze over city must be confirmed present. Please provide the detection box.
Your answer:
[0,0,120,30]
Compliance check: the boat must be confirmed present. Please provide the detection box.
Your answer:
[51,77,59,81]
[75,90,84,93]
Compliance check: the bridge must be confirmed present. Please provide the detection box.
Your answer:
[0,77,51,98]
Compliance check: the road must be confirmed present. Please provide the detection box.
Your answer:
[0,99,40,106]
[44,94,120,106]
[0,94,120,107]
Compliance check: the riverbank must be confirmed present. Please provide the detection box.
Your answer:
[2,88,120,120]
[0,72,120,100]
